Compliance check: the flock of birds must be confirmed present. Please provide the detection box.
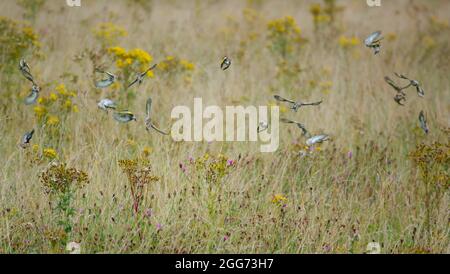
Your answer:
[17,31,429,152]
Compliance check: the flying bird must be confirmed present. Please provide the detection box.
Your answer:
[274,95,322,112]
[280,118,309,136]
[145,98,169,135]
[24,85,40,105]
[113,111,137,123]
[128,64,157,89]
[19,59,36,85]
[220,56,231,71]
[95,70,116,88]
[97,99,117,111]
[394,73,425,97]
[257,121,268,133]
[365,31,383,55]
[19,129,35,149]
[306,134,330,146]
[418,110,429,134]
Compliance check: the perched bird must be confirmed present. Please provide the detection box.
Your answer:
[280,118,309,136]
[274,95,322,112]
[97,99,117,111]
[364,31,383,55]
[257,121,268,133]
[24,85,40,105]
[418,110,429,134]
[113,111,137,123]
[220,56,231,71]
[128,64,157,89]
[394,73,425,97]
[145,98,169,135]
[19,129,35,149]
[95,70,116,88]
[19,59,36,85]
[306,134,329,146]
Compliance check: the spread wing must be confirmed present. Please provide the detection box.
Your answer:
[127,77,139,89]
[303,100,323,106]
[384,76,403,92]
[274,95,295,104]
[150,123,169,135]
[24,90,39,105]
[416,85,425,97]
[146,97,153,119]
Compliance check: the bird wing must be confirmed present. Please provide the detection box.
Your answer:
[416,85,425,97]
[24,90,39,105]
[384,76,403,92]
[394,72,409,80]
[95,80,113,88]
[127,77,139,89]
[365,31,382,46]
[146,97,153,118]
[274,95,295,104]
[302,100,323,106]
[296,123,309,136]
[150,123,169,135]
[143,63,158,75]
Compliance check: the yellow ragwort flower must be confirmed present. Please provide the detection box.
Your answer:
[43,148,58,159]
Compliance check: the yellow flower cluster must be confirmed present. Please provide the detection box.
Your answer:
[338,36,360,48]
[309,0,343,27]
[40,163,89,194]
[33,83,78,125]
[272,194,287,205]
[43,148,58,159]
[267,16,305,58]
[158,55,195,72]
[310,4,331,25]
[267,16,301,36]
[192,153,234,183]
[93,22,128,47]
[0,17,41,68]
[108,47,154,75]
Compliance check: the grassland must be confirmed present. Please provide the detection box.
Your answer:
[0,0,449,254]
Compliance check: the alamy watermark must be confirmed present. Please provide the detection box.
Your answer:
[66,0,81,7]
[367,0,381,7]
[170,98,279,153]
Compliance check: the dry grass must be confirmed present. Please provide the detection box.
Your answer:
[0,0,449,254]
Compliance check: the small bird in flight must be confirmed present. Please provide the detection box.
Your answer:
[418,110,429,134]
[220,56,231,71]
[274,95,323,112]
[128,64,157,89]
[24,85,40,105]
[19,129,35,149]
[385,76,407,106]
[394,73,425,97]
[95,69,116,88]
[97,99,117,111]
[257,121,269,133]
[280,118,309,136]
[19,59,36,85]
[145,97,169,135]
[365,31,384,55]
[113,111,137,123]
[306,134,330,146]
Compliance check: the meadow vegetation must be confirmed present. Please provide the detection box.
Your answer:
[0,0,448,253]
